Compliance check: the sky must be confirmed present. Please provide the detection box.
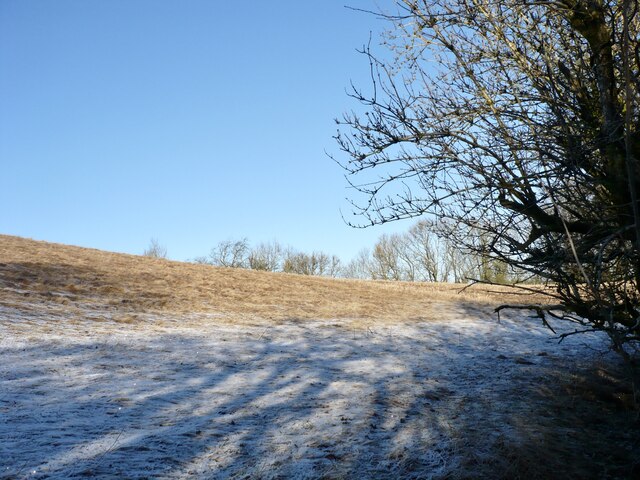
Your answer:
[0,0,413,262]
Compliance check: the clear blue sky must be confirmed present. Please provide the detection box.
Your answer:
[0,0,411,262]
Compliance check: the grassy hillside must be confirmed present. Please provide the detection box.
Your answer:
[2,234,637,479]
[0,234,530,325]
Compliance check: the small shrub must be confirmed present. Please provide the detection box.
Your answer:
[143,238,167,259]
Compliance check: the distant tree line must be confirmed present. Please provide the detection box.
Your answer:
[192,238,343,277]
[190,220,526,283]
[342,220,524,283]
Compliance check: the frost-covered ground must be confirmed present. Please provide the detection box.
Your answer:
[0,302,634,479]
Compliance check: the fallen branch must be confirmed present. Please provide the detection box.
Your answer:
[494,304,565,334]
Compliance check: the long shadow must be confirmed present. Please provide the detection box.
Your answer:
[411,303,640,480]
[1,296,638,478]
[0,260,176,311]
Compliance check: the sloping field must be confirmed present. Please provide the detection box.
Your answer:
[0,235,534,324]
[0,235,637,479]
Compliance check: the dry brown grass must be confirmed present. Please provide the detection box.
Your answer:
[2,235,637,478]
[0,234,540,325]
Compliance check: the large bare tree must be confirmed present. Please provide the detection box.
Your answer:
[335,0,640,355]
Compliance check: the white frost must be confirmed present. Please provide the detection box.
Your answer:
[0,302,614,479]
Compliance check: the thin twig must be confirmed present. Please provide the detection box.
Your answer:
[92,428,125,470]
[495,304,562,334]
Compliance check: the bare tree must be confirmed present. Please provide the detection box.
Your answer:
[328,254,343,278]
[371,233,404,280]
[209,238,249,268]
[283,251,307,275]
[343,248,375,279]
[248,241,284,271]
[283,250,339,276]
[404,220,448,281]
[192,256,211,265]
[335,0,640,355]
[340,221,492,282]
[445,242,475,283]
[143,238,167,259]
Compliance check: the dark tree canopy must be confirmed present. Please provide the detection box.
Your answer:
[335,0,640,355]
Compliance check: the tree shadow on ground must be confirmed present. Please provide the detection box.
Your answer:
[1,304,638,479]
